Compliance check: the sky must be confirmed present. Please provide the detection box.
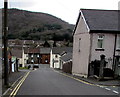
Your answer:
[0,0,120,24]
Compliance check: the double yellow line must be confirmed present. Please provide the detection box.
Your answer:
[9,71,30,97]
[54,70,108,87]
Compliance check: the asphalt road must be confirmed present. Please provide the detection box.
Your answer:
[16,67,119,96]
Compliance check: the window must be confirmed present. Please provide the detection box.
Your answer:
[31,59,34,63]
[78,38,81,52]
[116,35,120,50]
[97,35,104,49]
[55,55,58,58]
[31,54,33,57]
[37,54,39,58]
[26,54,28,57]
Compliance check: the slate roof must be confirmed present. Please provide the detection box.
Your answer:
[24,47,40,54]
[28,48,40,53]
[52,47,73,55]
[60,53,72,62]
[40,48,51,54]
[74,9,120,33]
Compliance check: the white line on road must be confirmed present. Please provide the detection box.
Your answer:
[105,88,111,91]
[54,70,120,95]
[112,90,119,94]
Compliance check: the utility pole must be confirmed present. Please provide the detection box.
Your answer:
[4,0,9,86]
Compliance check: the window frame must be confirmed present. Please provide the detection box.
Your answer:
[116,35,120,50]
[97,34,104,49]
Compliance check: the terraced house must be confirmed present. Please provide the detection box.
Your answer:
[72,9,120,78]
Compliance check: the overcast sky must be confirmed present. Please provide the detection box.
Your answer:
[0,0,120,24]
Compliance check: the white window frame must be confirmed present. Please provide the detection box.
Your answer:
[31,54,33,58]
[97,35,104,49]
[37,54,39,58]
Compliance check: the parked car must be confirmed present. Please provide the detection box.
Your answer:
[33,64,39,68]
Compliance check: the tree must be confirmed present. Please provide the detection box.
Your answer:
[43,40,50,47]
[53,41,57,47]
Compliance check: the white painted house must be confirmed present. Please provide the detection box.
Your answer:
[50,47,73,69]
[72,9,120,78]
[22,47,28,67]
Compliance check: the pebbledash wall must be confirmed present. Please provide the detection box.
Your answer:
[72,14,90,77]
[90,33,115,69]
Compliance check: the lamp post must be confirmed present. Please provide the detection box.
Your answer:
[4,0,9,86]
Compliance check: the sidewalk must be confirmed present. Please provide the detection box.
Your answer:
[57,69,120,86]
[73,75,120,86]
[2,69,30,94]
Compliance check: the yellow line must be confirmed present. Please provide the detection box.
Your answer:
[9,71,30,97]
[12,72,30,97]
[54,70,106,87]
[9,76,25,96]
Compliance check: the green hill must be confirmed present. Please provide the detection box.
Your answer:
[7,8,74,41]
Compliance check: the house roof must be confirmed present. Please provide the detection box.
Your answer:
[24,40,34,45]
[28,48,40,53]
[52,47,73,55]
[11,49,22,58]
[40,48,51,54]
[60,53,72,62]
[24,47,40,54]
[74,9,120,34]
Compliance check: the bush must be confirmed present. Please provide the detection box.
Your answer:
[19,67,28,69]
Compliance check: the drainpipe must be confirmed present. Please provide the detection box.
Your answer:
[88,33,93,77]
[113,34,117,74]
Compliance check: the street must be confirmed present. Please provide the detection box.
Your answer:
[8,66,119,96]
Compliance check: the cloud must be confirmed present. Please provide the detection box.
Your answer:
[9,0,35,8]
[0,0,120,24]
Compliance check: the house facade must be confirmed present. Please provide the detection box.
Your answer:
[50,47,73,69]
[60,52,72,72]
[40,48,51,65]
[22,47,29,67]
[72,9,120,78]
[11,48,22,71]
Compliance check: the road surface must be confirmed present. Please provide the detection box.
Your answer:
[12,67,119,96]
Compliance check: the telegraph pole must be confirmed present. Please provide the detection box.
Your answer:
[4,0,9,86]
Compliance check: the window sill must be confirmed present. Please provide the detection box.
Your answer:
[95,48,105,51]
[116,49,120,51]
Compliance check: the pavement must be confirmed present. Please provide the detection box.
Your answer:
[56,69,120,87]
[74,75,120,86]
[2,69,30,95]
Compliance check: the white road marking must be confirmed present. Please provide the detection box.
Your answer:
[112,90,119,94]
[105,88,111,91]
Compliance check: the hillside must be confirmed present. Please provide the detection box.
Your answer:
[7,8,74,41]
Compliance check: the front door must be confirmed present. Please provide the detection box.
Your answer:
[114,56,120,77]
